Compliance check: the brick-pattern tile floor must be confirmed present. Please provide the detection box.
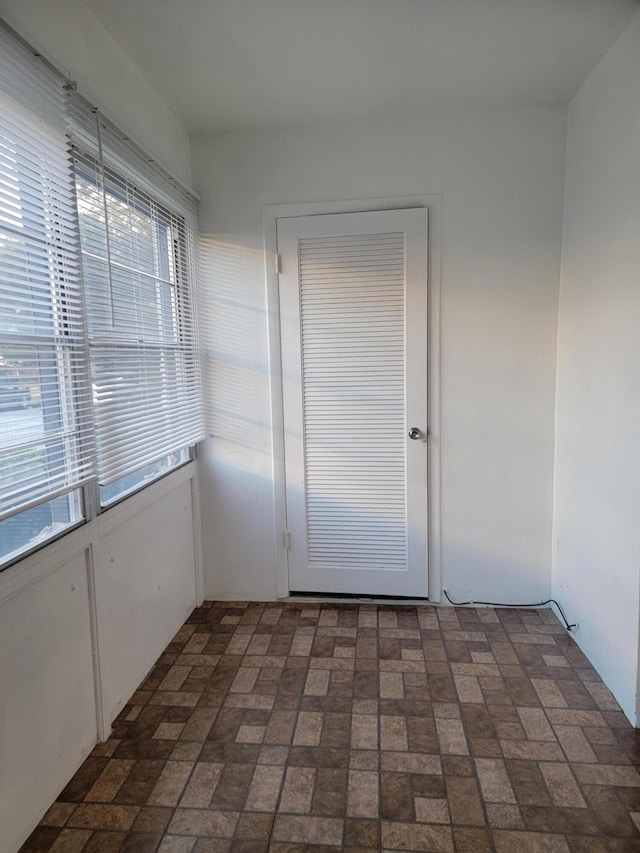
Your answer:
[20,601,640,852]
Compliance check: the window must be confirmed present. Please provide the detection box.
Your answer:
[72,141,202,506]
[0,40,93,564]
[0,24,203,568]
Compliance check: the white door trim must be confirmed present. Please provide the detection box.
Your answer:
[263,196,442,602]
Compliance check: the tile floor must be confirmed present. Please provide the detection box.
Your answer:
[20,601,640,852]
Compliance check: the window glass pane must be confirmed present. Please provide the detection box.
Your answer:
[0,489,83,565]
[99,448,189,507]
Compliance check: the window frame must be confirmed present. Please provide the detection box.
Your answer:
[73,149,200,510]
[0,26,203,573]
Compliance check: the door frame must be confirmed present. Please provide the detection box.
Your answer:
[263,196,442,602]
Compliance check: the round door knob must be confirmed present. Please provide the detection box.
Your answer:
[408,427,423,440]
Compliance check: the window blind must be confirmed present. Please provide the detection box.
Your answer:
[0,28,94,521]
[67,97,203,486]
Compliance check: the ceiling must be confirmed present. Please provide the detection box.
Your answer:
[83,0,639,134]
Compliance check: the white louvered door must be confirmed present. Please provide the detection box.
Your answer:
[278,208,428,597]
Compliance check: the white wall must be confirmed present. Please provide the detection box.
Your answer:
[0,466,201,853]
[192,107,566,603]
[552,11,640,723]
[0,552,97,853]
[0,0,192,185]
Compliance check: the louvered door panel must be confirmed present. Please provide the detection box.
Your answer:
[300,232,407,571]
[278,208,428,597]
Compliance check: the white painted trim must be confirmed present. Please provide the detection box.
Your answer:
[263,195,442,603]
[0,461,198,606]
[0,523,93,607]
[191,462,205,606]
[96,461,196,536]
[263,218,290,599]
[85,544,109,741]
[425,198,443,603]
[0,458,201,745]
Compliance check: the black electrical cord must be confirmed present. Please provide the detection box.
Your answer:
[443,589,577,632]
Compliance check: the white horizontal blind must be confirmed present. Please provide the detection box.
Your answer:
[299,232,408,571]
[68,105,203,485]
[0,29,94,521]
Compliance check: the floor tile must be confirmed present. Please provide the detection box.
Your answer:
[20,602,640,853]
